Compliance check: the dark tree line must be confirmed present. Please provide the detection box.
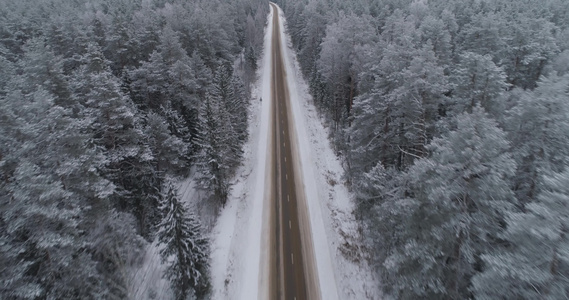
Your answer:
[277,0,569,298]
[0,0,268,299]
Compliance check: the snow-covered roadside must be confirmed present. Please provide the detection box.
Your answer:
[275,6,382,300]
[209,6,274,300]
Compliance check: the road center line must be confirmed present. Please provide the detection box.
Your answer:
[287,195,289,202]
[289,220,291,229]
[291,253,294,264]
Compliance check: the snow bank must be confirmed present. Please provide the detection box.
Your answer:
[209,6,274,300]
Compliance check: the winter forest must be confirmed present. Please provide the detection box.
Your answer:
[2,0,569,298]
[0,0,268,298]
[277,0,569,298]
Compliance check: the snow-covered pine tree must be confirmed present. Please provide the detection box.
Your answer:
[194,93,231,206]
[450,52,509,117]
[129,25,191,112]
[158,181,209,300]
[505,74,569,205]
[348,89,385,185]
[0,45,14,97]
[71,43,159,237]
[383,106,516,299]
[161,103,193,171]
[16,38,71,107]
[317,13,378,119]
[0,87,107,299]
[229,75,248,144]
[145,111,189,173]
[211,63,247,167]
[293,0,328,82]
[418,15,453,72]
[129,50,169,111]
[104,22,141,75]
[128,26,203,163]
[473,168,569,299]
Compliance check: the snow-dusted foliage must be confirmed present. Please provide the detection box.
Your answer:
[382,107,516,299]
[158,181,209,300]
[279,0,569,298]
[0,0,268,298]
[473,169,569,299]
[194,63,250,207]
[194,93,232,206]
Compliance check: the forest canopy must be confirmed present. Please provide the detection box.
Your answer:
[0,0,268,299]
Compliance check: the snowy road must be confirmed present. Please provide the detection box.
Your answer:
[210,3,376,300]
[266,3,320,300]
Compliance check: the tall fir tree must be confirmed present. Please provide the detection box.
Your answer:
[194,93,231,206]
[158,180,209,300]
[211,63,248,166]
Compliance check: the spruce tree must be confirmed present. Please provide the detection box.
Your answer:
[158,181,209,300]
[211,63,248,163]
[194,93,231,206]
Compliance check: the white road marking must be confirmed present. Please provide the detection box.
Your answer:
[287,195,289,202]
[285,173,287,180]
[284,156,286,162]
[282,130,285,135]
[289,220,291,229]
[291,253,294,264]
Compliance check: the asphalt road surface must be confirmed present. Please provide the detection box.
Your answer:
[267,3,319,300]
